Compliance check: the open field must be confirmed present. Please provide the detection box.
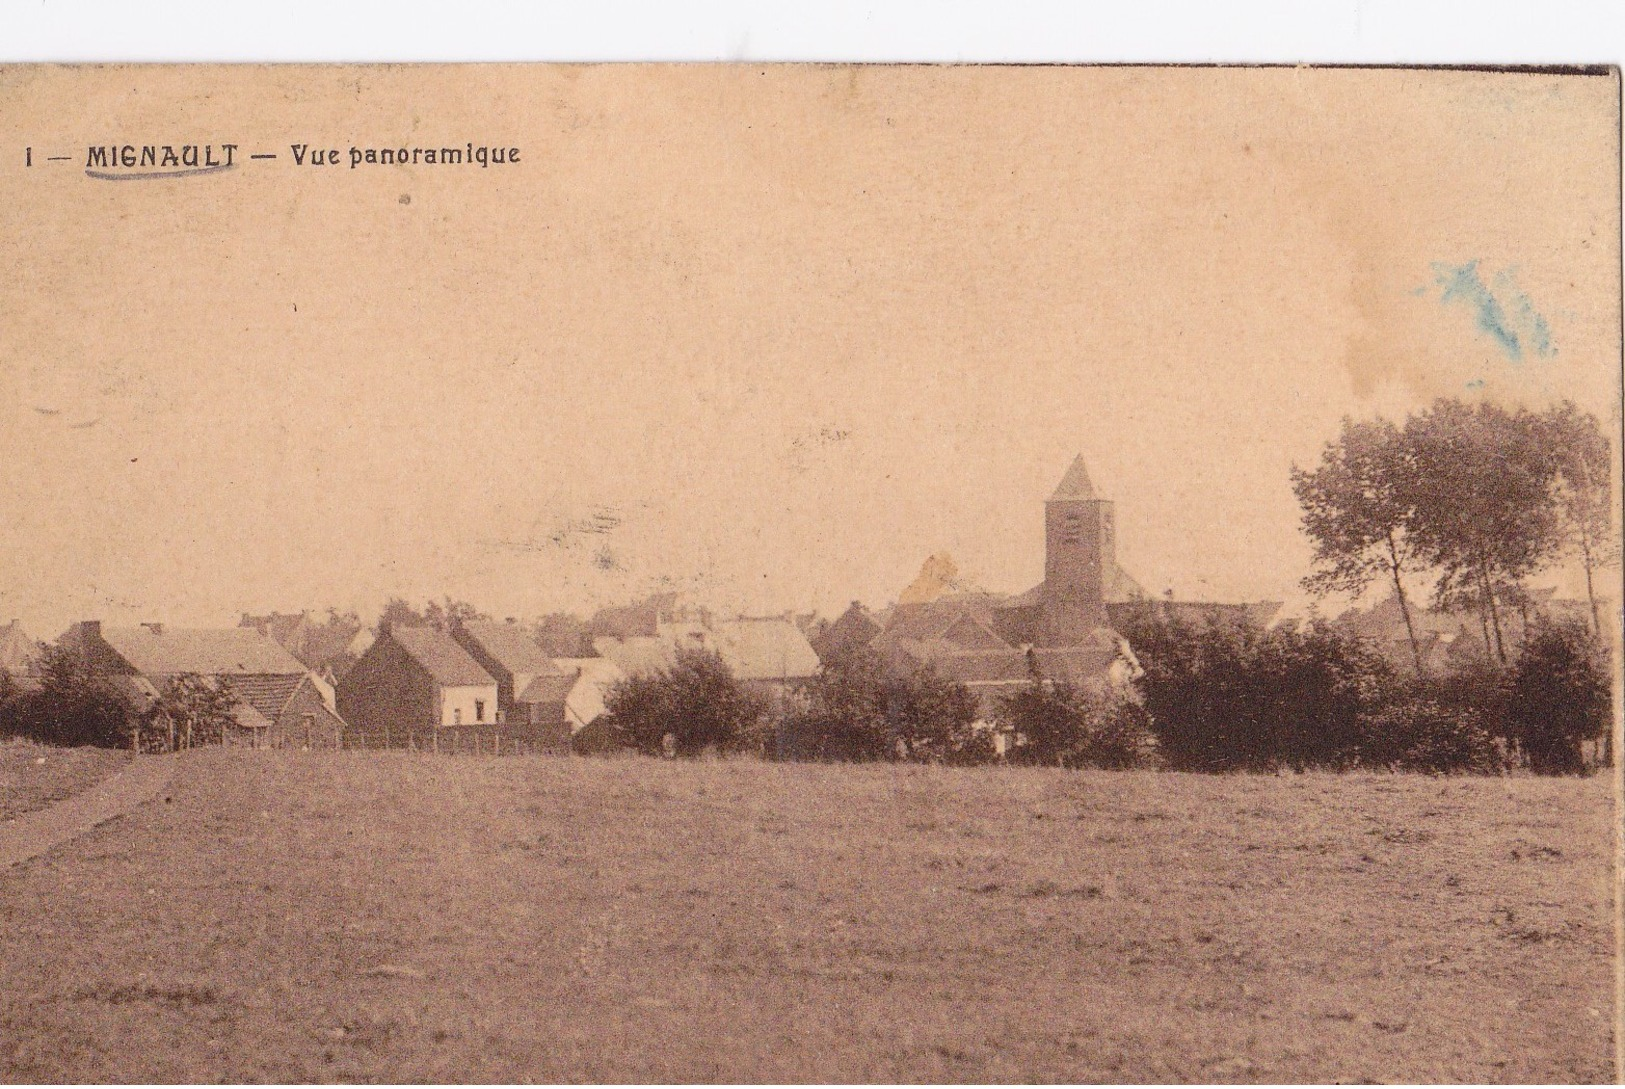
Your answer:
[0,739,131,822]
[0,751,1615,1082]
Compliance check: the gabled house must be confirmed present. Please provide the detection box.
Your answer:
[336,625,500,748]
[592,613,820,709]
[61,620,346,749]
[0,620,42,679]
[239,610,365,694]
[810,602,883,668]
[451,620,575,753]
[239,611,314,662]
[556,656,627,732]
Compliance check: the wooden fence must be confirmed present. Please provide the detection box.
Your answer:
[339,727,565,756]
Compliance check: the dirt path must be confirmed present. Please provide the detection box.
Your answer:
[0,755,176,868]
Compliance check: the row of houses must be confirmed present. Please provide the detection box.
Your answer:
[0,456,1290,751]
[0,602,826,752]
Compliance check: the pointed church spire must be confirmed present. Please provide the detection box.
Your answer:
[1049,454,1099,501]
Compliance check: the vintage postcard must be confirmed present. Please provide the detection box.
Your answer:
[0,63,1619,1082]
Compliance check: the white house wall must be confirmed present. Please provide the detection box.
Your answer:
[439,684,499,727]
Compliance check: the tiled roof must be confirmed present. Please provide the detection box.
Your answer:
[810,603,883,664]
[99,626,306,676]
[457,621,562,675]
[389,627,497,686]
[876,630,1121,689]
[884,596,1004,641]
[227,674,305,721]
[589,592,689,639]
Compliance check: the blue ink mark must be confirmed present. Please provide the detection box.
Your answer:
[1465,379,1486,390]
[1494,268,1553,357]
[1429,261,1556,362]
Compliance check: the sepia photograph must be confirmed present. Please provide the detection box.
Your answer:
[0,59,1619,1082]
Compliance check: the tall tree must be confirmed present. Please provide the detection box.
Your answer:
[1292,417,1428,672]
[377,596,488,633]
[1402,400,1564,663]
[1535,401,1617,635]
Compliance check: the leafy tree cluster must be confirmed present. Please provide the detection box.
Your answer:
[1503,615,1614,774]
[1,646,247,753]
[1114,606,1389,772]
[1293,398,1616,666]
[600,646,769,757]
[997,671,1153,770]
[141,673,242,752]
[0,645,136,748]
[1114,607,1611,775]
[778,651,991,765]
[378,596,490,633]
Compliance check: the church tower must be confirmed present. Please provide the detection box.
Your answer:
[1039,454,1114,646]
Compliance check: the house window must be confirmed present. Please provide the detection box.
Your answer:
[475,699,486,723]
[454,707,462,725]
[1064,512,1084,543]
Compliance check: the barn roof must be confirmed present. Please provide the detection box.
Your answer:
[592,636,676,678]
[711,618,821,681]
[98,626,306,677]
[389,627,496,686]
[456,621,563,676]
[517,671,578,705]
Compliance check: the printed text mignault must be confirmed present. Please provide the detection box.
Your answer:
[86,144,238,170]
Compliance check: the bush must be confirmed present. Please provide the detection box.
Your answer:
[881,668,987,764]
[780,653,991,765]
[779,652,893,761]
[570,717,632,756]
[1504,617,1612,775]
[2,645,137,749]
[601,646,768,758]
[999,678,1153,769]
[1113,606,1389,772]
[1357,697,1506,774]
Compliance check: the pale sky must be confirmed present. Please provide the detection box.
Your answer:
[0,65,1618,637]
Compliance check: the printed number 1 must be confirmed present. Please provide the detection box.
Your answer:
[25,147,31,167]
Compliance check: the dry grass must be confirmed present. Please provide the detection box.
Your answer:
[0,739,132,822]
[0,750,1615,1082]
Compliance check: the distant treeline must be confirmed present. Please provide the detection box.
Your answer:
[584,604,1610,776]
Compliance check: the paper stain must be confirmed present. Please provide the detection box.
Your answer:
[1429,260,1554,362]
[784,425,852,475]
